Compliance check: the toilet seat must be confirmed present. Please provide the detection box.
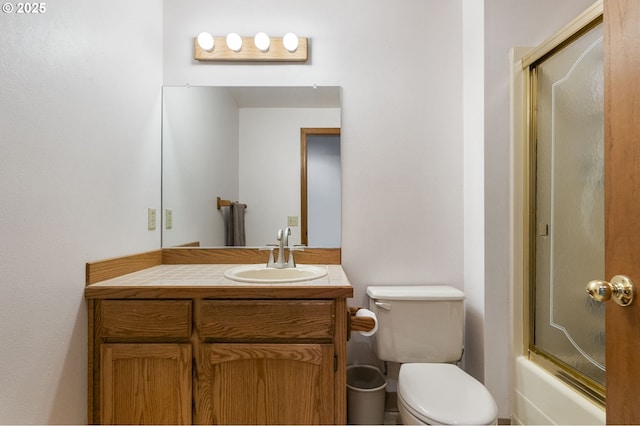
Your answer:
[398,363,497,425]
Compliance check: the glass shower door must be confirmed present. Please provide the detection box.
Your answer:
[531,22,605,391]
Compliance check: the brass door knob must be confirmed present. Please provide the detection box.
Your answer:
[586,275,635,306]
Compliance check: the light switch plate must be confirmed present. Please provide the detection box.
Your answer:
[148,208,157,231]
[165,209,173,229]
[287,216,298,226]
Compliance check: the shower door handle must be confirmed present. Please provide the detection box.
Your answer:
[586,275,635,306]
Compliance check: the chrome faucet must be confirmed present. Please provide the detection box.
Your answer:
[275,227,292,268]
[268,227,304,268]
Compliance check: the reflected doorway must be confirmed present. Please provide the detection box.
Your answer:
[300,128,341,247]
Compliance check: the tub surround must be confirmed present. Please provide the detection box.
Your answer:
[513,356,604,425]
[85,247,351,425]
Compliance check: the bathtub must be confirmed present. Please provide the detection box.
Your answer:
[513,356,604,424]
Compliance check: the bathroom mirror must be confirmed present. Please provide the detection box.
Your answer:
[161,86,342,248]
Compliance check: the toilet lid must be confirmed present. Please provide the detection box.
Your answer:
[398,363,498,425]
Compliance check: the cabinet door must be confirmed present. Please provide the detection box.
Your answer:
[101,343,192,425]
[197,343,334,425]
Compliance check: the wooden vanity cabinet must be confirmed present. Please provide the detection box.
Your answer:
[100,343,192,424]
[91,300,193,425]
[195,300,336,424]
[88,296,348,425]
[198,343,334,424]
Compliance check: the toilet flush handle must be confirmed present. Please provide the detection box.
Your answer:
[374,301,391,311]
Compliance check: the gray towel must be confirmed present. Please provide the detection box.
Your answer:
[224,202,246,246]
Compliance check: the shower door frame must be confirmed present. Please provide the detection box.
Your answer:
[515,1,640,422]
[520,0,606,405]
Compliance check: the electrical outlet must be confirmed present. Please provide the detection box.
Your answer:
[148,208,156,230]
[165,209,173,229]
[287,216,298,226]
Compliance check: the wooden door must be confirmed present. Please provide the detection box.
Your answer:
[197,343,334,425]
[100,343,192,424]
[604,0,640,423]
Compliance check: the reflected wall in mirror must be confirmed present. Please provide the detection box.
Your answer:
[162,86,341,248]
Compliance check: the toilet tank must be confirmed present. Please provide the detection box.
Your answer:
[367,285,465,363]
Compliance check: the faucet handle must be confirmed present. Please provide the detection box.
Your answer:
[286,245,305,268]
[260,245,277,267]
[286,251,296,268]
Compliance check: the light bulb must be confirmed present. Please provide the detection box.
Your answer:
[283,33,299,52]
[254,32,270,52]
[226,32,243,52]
[197,32,214,52]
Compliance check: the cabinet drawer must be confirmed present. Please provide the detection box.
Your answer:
[100,300,192,339]
[200,300,334,340]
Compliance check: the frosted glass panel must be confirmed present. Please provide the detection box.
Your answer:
[534,23,604,386]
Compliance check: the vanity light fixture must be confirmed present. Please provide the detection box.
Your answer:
[194,32,308,62]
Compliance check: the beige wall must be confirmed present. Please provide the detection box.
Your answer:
[0,1,163,423]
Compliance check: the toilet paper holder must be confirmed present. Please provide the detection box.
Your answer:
[347,306,377,339]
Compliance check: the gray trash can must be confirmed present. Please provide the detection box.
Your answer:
[346,365,387,425]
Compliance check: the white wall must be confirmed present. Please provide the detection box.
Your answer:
[162,86,239,247]
[462,0,486,385]
[0,1,163,423]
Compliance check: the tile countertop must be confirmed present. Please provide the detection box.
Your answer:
[89,264,350,287]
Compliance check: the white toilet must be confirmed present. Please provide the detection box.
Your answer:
[367,285,498,425]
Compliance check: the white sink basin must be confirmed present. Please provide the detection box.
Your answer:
[224,264,328,283]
